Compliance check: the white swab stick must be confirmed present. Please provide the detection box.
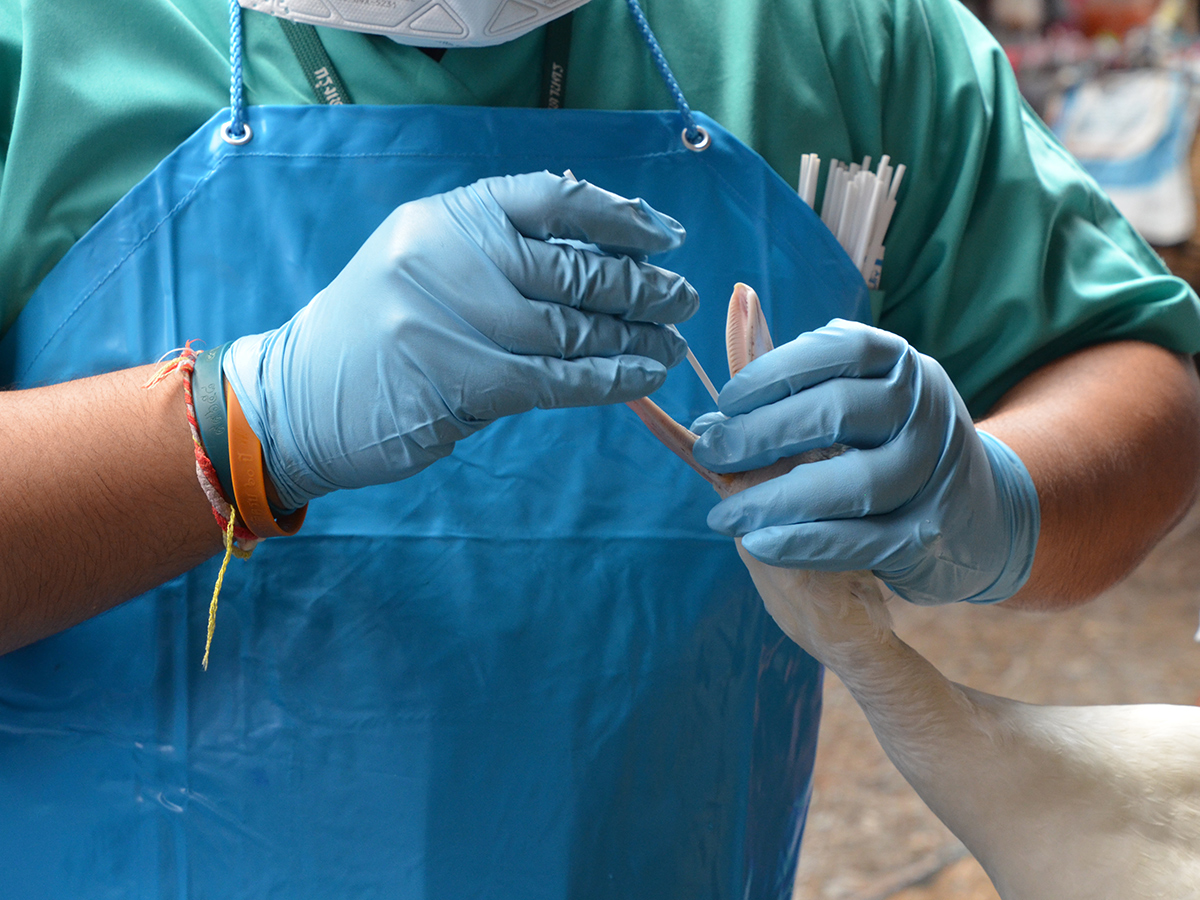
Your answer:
[684,348,720,403]
[842,176,864,253]
[805,158,820,206]
[888,163,907,202]
[799,155,810,198]
[686,348,720,403]
[827,165,848,232]
[876,157,892,199]
[853,176,887,269]
[837,180,860,249]
[873,197,897,252]
[872,195,897,246]
[862,196,897,282]
[829,175,848,239]
[820,164,840,229]
[569,163,721,405]
[865,197,896,263]
[853,176,878,262]
[820,164,839,226]
[669,325,720,403]
[833,174,853,245]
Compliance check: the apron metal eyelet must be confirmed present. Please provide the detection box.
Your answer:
[221,121,254,146]
[682,126,711,152]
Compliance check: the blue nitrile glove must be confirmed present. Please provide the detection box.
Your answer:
[223,172,698,510]
[691,319,1040,605]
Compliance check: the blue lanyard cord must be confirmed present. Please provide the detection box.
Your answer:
[225,0,250,143]
[623,0,702,146]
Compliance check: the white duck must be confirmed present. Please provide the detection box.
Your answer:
[628,284,1200,900]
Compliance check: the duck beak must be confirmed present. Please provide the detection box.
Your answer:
[625,282,774,489]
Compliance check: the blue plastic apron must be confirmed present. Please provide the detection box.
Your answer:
[0,15,868,900]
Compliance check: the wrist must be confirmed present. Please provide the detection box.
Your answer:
[225,383,307,539]
[966,430,1041,604]
[191,344,234,502]
[209,336,308,537]
[223,330,315,512]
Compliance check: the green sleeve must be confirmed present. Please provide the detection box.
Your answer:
[870,0,1200,414]
[0,0,556,335]
[0,2,238,335]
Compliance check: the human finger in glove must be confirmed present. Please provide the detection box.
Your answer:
[201,172,697,518]
[691,319,1040,606]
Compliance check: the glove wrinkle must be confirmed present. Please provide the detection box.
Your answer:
[699,320,1040,604]
[224,172,695,507]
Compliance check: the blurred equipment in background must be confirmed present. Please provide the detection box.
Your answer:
[993,0,1048,31]
[980,0,1200,247]
[1053,68,1200,245]
[1069,0,1164,37]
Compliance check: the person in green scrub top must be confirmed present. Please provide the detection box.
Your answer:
[1,2,1198,645]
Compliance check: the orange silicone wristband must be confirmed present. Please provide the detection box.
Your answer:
[225,384,307,538]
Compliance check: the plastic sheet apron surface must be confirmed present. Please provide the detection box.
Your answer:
[0,104,869,900]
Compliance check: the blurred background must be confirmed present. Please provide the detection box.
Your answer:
[793,2,1200,897]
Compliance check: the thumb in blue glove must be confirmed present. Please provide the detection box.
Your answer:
[223,171,698,511]
[687,410,728,436]
[691,319,1040,605]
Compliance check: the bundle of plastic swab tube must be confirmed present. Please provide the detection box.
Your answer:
[628,155,903,407]
[669,153,907,405]
[798,153,904,289]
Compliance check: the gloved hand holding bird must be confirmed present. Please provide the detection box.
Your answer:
[630,282,1200,900]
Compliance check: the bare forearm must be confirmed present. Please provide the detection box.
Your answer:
[978,341,1200,610]
[0,365,222,654]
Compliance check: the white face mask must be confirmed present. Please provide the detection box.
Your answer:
[239,0,593,48]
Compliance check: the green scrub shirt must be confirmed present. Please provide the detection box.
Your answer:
[2,0,1198,414]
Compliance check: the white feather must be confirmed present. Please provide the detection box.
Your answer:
[739,549,1200,899]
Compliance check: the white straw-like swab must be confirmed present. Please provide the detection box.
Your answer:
[853,173,887,272]
[564,166,721,405]
[821,162,844,230]
[836,178,860,248]
[686,348,720,403]
[832,166,851,233]
[800,154,905,286]
[805,160,819,207]
[888,163,906,202]
[669,325,720,403]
